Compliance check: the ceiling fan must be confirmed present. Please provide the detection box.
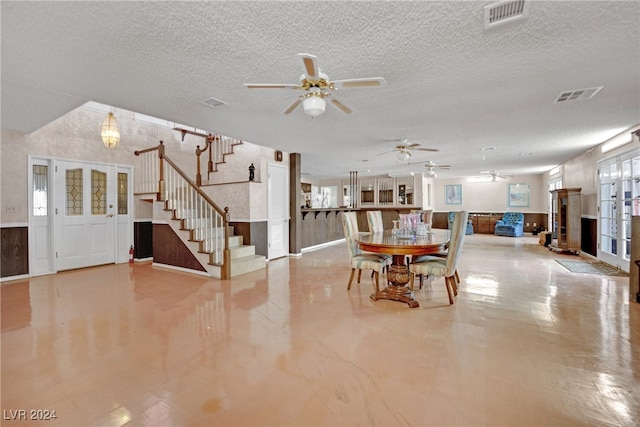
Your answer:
[480,170,513,182]
[377,139,439,162]
[423,161,451,177]
[242,53,386,117]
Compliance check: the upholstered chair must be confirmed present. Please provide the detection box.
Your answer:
[366,210,385,233]
[409,211,469,304]
[494,212,525,237]
[448,211,474,235]
[423,209,434,227]
[342,212,391,292]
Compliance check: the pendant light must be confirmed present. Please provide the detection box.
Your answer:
[101,112,120,149]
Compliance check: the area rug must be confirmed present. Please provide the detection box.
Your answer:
[555,259,627,276]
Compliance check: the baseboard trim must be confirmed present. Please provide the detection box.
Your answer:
[302,239,345,253]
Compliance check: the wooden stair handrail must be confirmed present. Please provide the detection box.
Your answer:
[135,140,231,278]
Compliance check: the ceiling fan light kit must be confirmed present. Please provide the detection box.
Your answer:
[243,53,385,117]
[397,151,411,161]
[302,89,326,117]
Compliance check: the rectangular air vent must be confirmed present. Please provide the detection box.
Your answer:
[202,97,227,108]
[484,0,529,28]
[554,87,603,103]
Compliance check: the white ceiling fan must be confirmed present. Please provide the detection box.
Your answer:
[243,53,386,117]
[423,160,451,177]
[377,139,439,162]
[480,170,513,182]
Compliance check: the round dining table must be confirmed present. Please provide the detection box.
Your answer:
[356,228,450,308]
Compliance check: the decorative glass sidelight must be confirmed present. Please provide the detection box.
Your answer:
[32,164,48,216]
[117,172,128,214]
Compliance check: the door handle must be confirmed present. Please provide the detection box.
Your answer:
[106,214,114,218]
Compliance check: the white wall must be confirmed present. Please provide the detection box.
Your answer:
[0,104,277,224]
[433,174,546,213]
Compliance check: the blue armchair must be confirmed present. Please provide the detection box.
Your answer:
[494,212,524,237]
[448,211,473,235]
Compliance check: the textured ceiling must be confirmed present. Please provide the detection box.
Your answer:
[2,1,639,179]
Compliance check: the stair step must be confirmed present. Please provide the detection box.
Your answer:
[229,235,243,248]
[229,254,266,277]
[230,244,255,259]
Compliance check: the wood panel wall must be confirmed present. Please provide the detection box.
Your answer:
[1,226,28,278]
[435,212,548,234]
[152,224,206,272]
[134,221,153,259]
[301,211,347,248]
[581,217,597,257]
[630,216,640,302]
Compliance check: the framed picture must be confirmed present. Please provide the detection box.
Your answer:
[445,184,462,204]
[508,183,529,207]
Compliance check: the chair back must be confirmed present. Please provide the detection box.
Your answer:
[502,212,524,225]
[423,209,433,226]
[447,211,456,229]
[342,211,361,257]
[446,211,469,274]
[366,210,384,233]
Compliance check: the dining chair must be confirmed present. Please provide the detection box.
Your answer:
[409,211,469,304]
[342,211,391,292]
[423,209,433,227]
[366,210,385,233]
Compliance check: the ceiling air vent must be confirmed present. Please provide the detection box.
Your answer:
[554,87,603,103]
[201,97,227,108]
[484,0,529,29]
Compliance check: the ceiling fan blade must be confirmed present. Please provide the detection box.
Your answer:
[331,77,387,89]
[416,147,440,152]
[438,165,452,169]
[299,53,319,80]
[376,150,396,156]
[283,99,302,115]
[243,83,299,89]
[329,98,352,114]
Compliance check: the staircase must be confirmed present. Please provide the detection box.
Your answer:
[135,140,266,278]
[226,234,267,277]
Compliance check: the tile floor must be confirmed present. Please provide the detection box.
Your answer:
[1,233,639,426]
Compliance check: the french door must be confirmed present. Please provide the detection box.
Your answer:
[598,150,640,272]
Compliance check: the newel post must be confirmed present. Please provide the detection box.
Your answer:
[195,144,203,187]
[157,140,165,201]
[223,207,231,279]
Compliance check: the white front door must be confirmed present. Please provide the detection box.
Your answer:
[267,163,289,260]
[54,160,117,271]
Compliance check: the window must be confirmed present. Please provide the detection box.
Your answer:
[32,164,48,216]
[66,168,83,215]
[118,172,128,214]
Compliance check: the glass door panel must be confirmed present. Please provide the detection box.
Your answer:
[598,150,638,272]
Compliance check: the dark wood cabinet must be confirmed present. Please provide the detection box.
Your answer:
[550,188,581,253]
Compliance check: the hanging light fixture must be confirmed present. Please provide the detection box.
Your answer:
[302,88,326,117]
[397,150,410,161]
[424,167,436,178]
[101,112,120,149]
